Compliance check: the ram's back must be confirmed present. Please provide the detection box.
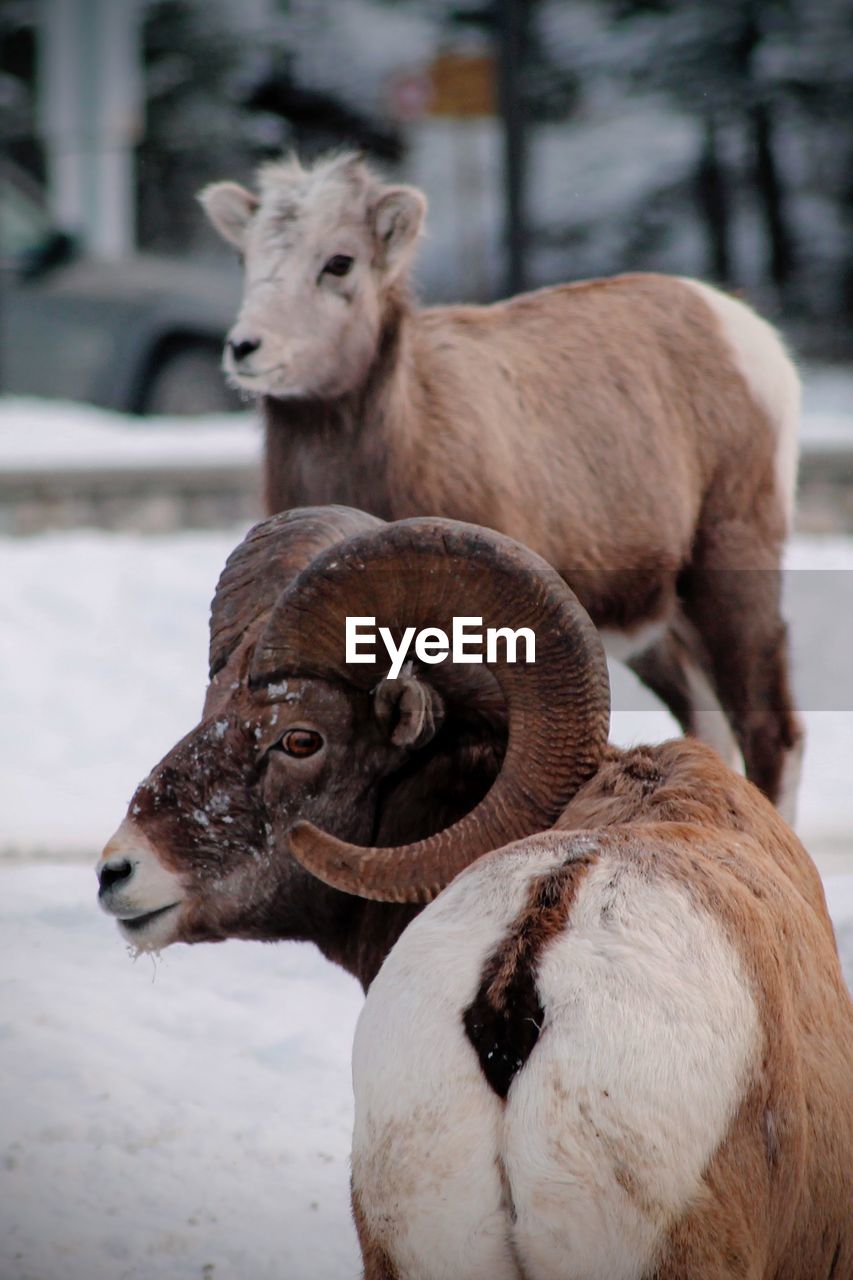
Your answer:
[351,751,852,1280]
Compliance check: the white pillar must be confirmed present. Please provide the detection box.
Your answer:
[38,0,143,259]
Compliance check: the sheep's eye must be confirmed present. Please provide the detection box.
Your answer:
[279,728,323,758]
[323,254,353,277]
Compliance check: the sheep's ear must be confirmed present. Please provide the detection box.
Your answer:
[198,181,259,248]
[374,673,444,749]
[372,186,426,279]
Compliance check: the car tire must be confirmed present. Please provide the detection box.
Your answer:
[140,342,241,415]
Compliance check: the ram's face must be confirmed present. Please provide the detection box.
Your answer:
[96,676,406,953]
[199,154,425,400]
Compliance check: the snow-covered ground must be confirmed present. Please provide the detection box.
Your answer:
[0,865,364,1280]
[0,397,259,473]
[0,385,851,1279]
[800,365,853,448]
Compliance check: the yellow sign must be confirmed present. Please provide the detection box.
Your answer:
[429,52,496,118]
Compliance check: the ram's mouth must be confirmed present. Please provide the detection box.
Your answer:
[116,902,182,950]
[119,903,180,931]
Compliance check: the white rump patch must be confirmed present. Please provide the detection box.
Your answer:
[352,841,573,1280]
[353,838,760,1280]
[679,278,801,529]
[505,856,759,1280]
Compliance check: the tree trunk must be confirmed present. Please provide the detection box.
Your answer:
[751,98,796,295]
[696,115,733,283]
[496,0,529,296]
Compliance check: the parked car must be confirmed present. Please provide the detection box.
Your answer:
[0,163,241,414]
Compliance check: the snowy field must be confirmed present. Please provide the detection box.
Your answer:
[1,388,852,1279]
[0,397,259,473]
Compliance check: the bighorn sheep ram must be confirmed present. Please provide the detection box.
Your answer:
[99,509,852,1280]
[200,151,803,817]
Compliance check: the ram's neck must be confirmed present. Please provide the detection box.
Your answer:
[261,287,415,520]
[302,721,506,991]
[326,900,423,992]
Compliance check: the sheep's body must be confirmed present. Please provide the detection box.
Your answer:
[265,271,797,557]
[264,271,802,814]
[351,743,852,1280]
[202,153,803,816]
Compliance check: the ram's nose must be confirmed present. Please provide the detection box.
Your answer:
[96,820,186,936]
[97,855,134,897]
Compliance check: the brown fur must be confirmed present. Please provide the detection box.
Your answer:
[122,670,496,988]
[100,506,846,1276]
[262,271,801,806]
[352,1186,401,1280]
[107,511,619,988]
[545,741,852,1279]
[463,855,595,1098]
[203,153,802,803]
[359,741,851,1279]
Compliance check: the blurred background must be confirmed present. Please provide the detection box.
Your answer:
[1,6,853,1279]
[3,0,853,409]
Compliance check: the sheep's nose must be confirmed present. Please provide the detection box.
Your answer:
[98,857,134,897]
[229,336,261,363]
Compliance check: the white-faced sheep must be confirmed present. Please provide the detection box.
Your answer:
[200,151,803,818]
[99,511,852,1280]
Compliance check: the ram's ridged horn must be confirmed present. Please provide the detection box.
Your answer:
[251,518,611,903]
[208,505,384,678]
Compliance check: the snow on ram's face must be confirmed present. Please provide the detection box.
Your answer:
[93,669,419,953]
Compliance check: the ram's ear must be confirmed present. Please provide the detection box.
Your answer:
[374,672,445,749]
[198,181,259,248]
[372,185,426,280]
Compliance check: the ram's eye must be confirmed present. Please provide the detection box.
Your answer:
[279,728,324,758]
[322,254,354,277]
